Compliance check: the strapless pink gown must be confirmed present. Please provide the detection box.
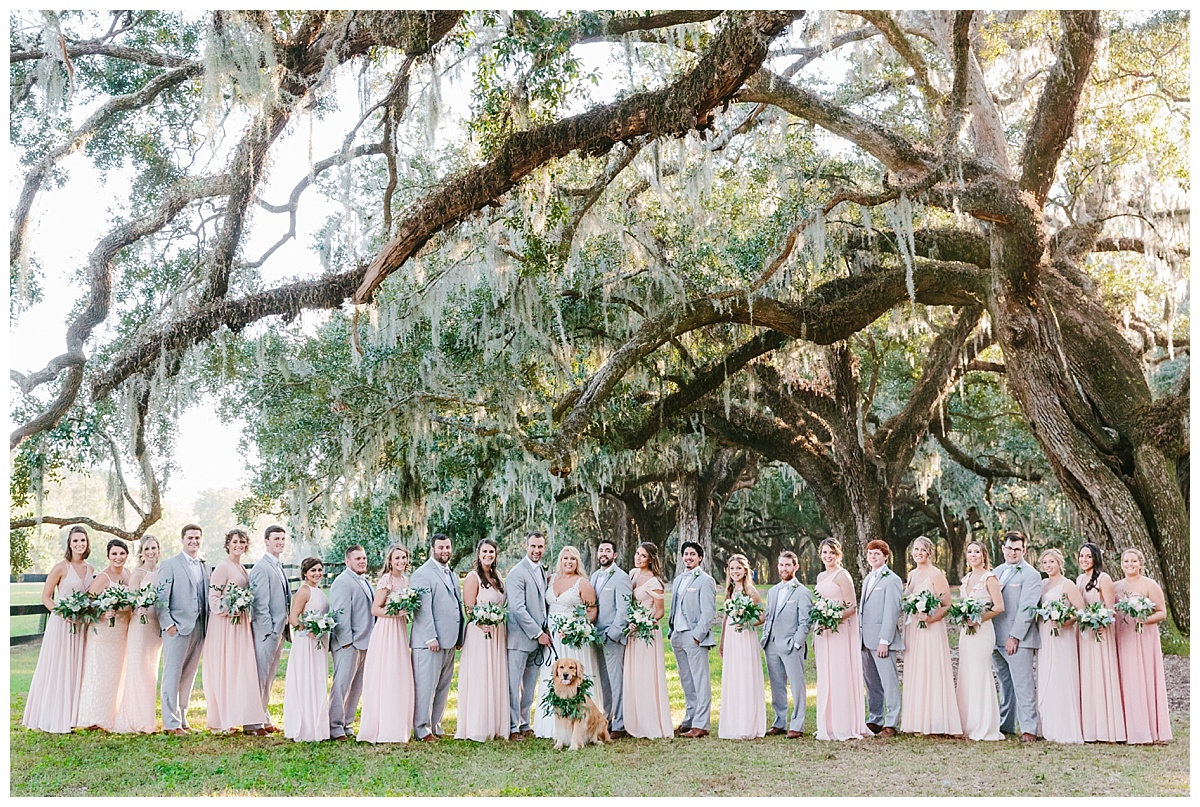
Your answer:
[1035,584,1083,743]
[283,584,331,741]
[358,574,415,743]
[622,575,672,739]
[23,563,94,732]
[204,560,268,730]
[1077,585,1124,742]
[814,576,869,740]
[455,578,509,741]
[1115,606,1172,743]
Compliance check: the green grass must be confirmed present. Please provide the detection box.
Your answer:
[9,588,1190,796]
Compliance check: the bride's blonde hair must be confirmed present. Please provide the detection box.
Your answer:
[554,545,583,578]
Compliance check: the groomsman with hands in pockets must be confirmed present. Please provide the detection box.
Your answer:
[668,541,717,738]
[590,539,632,738]
[409,533,466,742]
[991,530,1043,743]
[328,545,374,740]
[156,523,209,735]
[859,539,905,737]
[506,530,553,740]
[761,550,813,739]
[246,525,291,735]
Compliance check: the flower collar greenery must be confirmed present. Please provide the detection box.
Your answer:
[540,675,595,721]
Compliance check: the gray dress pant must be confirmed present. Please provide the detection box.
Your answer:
[766,642,807,732]
[160,627,205,730]
[861,647,901,728]
[329,644,367,738]
[595,639,626,731]
[245,630,285,730]
[992,646,1037,734]
[670,633,711,730]
[412,646,456,738]
[507,647,541,734]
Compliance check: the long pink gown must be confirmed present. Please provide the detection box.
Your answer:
[76,572,132,730]
[718,605,767,739]
[204,559,268,730]
[622,574,672,739]
[113,568,163,733]
[814,575,869,740]
[23,563,94,732]
[1035,582,1083,743]
[1077,583,1125,742]
[1115,600,1172,744]
[955,572,1002,740]
[899,576,962,736]
[357,573,415,743]
[283,584,331,741]
[455,574,509,741]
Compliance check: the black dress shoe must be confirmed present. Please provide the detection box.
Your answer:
[766,727,786,736]
[866,722,882,735]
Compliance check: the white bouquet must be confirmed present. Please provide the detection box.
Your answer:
[1115,594,1156,634]
[1030,596,1076,637]
[721,593,764,632]
[1076,601,1115,642]
[219,582,255,625]
[810,596,847,634]
[626,598,659,644]
[132,582,162,624]
[552,605,602,648]
[902,590,942,629]
[470,601,507,639]
[298,608,340,649]
[947,597,989,636]
[92,583,135,628]
[385,587,425,618]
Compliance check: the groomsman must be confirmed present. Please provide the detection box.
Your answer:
[506,531,552,740]
[156,523,209,735]
[859,539,904,737]
[668,541,716,738]
[590,539,632,738]
[246,525,291,734]
[410,533,466,742]
[991,530,1042,743]
[761,550,813,738]
[328,545,374,740]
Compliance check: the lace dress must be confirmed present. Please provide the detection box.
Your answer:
[532,576,604,738]
[76,571,133,730]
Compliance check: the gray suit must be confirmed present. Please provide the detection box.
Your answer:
[761,578,813,732]
[409,559,466,738]
[668,567,717,731]
[991,561,1042,735]
[328,568,374,738]
[156,551,209,730]
[590,564,632,732]
[858,568,905,729]
[247,553,291,729]
[506,557,548,734]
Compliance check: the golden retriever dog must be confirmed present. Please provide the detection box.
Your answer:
[549,657,610,750]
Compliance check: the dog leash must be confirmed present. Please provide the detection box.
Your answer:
[532,640,559,668]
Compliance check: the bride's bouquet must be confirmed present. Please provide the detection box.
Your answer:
[1115,593,1156,633]
[470,601,507,638]
[947,597,989,635]
[1029,596,1076,637]
[53,590,96,634]
[1076,601,1116,642]
[552,604,602,648]
[218,582,255,625]
[298,608,340,649]
[384,587,426,618]
[902,589,942,628]
[810,596,848,634]
[722,592,764,632]
[626,598,659,644]
[132,582,162,624]
[92,583,135,628]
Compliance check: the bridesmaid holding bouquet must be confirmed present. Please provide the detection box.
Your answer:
[622,542,673,739]
[813,538,869,741]
[357,544,416,743]
[113,535,164,733]
[204,529,268,733]
[1114,548,1172,744]
[283,557,332,741]
[455,538,509,742]
[717,554,766,740]
[76,538,134,731]
[899,536,962,737]
[1034,549,1085,743]
[1074,543,1125,742]
[955,540,1004,741]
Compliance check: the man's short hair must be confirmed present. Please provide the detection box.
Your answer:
[431,532,451,548]
[264,524,286,540]
[1002,530,1027,547]
[181,523,202,538]
[865,539,891,557]
[597,539,616,552]
[680,541,704,558]
[778,550,799,564]
[525,530,545,543]
[344,544,365,559]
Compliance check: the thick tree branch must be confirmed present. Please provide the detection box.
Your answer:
[933,429,1044,482]
[10,41,191,67]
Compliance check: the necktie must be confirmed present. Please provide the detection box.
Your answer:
[999,564,1016,587]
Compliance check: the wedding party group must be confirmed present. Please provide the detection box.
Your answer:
[21,522,1173,748]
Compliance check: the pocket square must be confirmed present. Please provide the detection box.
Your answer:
[686,587,698,593]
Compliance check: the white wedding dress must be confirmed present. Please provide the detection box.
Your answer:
[532,576,605,738]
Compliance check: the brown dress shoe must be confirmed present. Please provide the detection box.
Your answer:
[766,727,786,736]
[420,733,439,743]
[683,728,709,738]
[1020,732,1037,744]
[786,730,804,739]
[610,729,629,739]
[508,732,524,741]
[263,724,281,734]
[244,728,269,736]
[163,728,186,736]
[522,728,535,738]
[879,727,897,737]
[674,725,691,736]
[866,722,882,735]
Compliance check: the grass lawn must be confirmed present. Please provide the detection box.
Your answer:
[9,587,1190,796]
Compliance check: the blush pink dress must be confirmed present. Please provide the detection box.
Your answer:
[455,573,509,741]
[113,567,163,733]
[357,573,415,743]
[621,574,672,739]
[1115,591,1172,744]
[1076,581,1125,742]
[23,562,94,733]
[814,574,869,740]
[955,572,1002,741]
[76,571,133,730]
[899,573,962,736]
[1035,581,1083,743]
[203,559,268,730]
[283,584,331,741]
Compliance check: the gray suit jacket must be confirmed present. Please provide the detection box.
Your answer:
[668,568,717,647]
[249,553,291,641]
[859,568,905,651]
[155,552,209,636]
[760,579,813,656]
[505,557,548,652]
[329,568,374,650]
[409,559,466,650]
[591,565,632,644]
[992,562,1043,649]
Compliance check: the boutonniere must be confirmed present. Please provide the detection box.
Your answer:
[606,568,615,578]
[879,569,892,578]
[691,569,701,579]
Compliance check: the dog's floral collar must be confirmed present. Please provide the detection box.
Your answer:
[540,675,595,721]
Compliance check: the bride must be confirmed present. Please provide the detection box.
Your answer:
[532,545,604,738]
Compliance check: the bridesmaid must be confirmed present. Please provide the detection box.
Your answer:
[283,557,331,742]
[955,540,1004,741]
[622,542,672,739]
[1114,548,1172,744]
[76,538,134,731]
[114,535,164,733]
[1035,548,1085,743]
[899,536,962,737]
[23,526,95,733]
[357,544,416,743]
[717,554,766,739]
[813,538,869,741]
[205,528,269,734]
[1075,543,1125,742]
[455,538,509,741]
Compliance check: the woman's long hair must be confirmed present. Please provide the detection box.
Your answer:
[473,538,504,593]
[1079,542,1104,593]
[724,554,754,599]
[637,542,664,583]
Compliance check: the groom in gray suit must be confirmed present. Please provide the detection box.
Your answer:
[859,539,904,737]
[246,524,290,734]
[991,530,1042,743]
[590,539,632,738]
[668,541,717,738]
[156,523,209,735]
[409,533,466,742]
[506,530,552,740]
[761,550,813,738]
[328,545,374,740]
